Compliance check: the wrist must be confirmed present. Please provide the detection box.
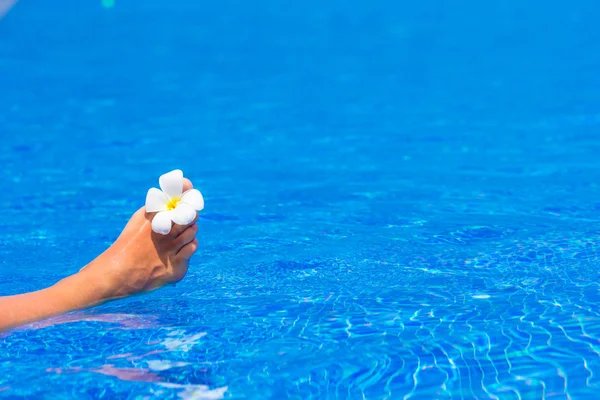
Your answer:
[49,267,115,311]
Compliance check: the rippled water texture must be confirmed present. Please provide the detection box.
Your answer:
[2,0,600,399]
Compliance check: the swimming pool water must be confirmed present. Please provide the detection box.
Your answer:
[1,0,600,398]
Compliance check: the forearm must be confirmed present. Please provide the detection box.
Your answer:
[0,269,110,332]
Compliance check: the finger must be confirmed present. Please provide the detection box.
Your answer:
[175,223,198,252]
[170,260,190,283]
[168,177,195,236]
[170,212,198,237]
[183,177,193,192]
[177,238,199,260]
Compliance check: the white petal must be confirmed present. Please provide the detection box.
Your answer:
[170,202,197,226]
[145,188,169,212]
[152,211,173,235]
[159,169,184,199]
[180,189,204,211]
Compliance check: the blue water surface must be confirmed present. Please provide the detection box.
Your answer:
[1,0,600,398]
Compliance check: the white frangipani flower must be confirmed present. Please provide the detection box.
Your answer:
[145,169,204,235]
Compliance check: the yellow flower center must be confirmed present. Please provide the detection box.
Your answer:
[166,197,180,211]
